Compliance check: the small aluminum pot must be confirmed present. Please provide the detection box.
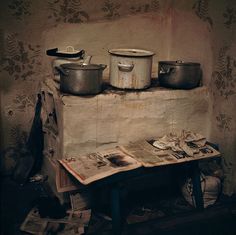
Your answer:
[158,61,202,89]
[56,63,107,95]
[109,48,155,89]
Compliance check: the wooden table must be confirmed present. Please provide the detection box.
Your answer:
[88,145,220,235]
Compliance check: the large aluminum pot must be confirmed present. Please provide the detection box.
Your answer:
[108,48,155,89]
[158,61,202,89]
[56,63,107,95]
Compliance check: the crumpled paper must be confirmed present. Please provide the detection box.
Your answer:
[153,130,206,156]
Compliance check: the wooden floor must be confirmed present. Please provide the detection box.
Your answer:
[86,203,236,235]
[1,176,236,235]
[124,205,236,235]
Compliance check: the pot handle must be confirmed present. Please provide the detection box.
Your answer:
[159,66,175,75]
[55,66,69,76]
[46,48,85,58]
[99,64,107,70]
[118,62,134,72]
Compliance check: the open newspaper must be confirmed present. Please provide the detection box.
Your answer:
[58,132,221,185]
[120,140,176,167]
[120,140,221,167]
[58,147,142,185]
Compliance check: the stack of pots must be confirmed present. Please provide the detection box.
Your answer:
[47,46,85,81]
[47,47,107,95]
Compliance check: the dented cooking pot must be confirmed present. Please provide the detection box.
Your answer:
[56,62,107,95]
[158,61,202,89]
[109,48,155,89]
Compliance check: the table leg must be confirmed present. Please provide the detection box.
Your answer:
[111,184,121,235]
[191,161,204,210]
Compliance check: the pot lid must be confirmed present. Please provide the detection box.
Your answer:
[61,63,106,70]
[159,61,200,66]
[108,48,155,57]
[46,48,85,58]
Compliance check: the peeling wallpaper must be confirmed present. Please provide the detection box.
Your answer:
[0,0,236,194]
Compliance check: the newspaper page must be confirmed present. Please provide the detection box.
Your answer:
[120,140,178,167]
[70,191,91,211]
[55,160,80,192]
[20,208,48,235]
[58,147,142,185]
[21,207,91,235]
[120,140,221,167]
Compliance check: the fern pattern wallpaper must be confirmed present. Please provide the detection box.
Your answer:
[0,0,236,194]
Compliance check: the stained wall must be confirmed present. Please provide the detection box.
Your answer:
[0,0,235,194]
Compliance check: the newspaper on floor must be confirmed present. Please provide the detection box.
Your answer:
[58,147,142,185]
[20,207,91,235]
[70,191,91,211]
[20,208,48,235]
[67,209,91,227]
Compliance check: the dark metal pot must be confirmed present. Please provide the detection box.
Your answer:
[158,61,202,89]
[56,63,107,95]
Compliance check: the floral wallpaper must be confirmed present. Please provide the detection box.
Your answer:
[100,0,160,20]
[129,0,160,15]
[212,46,236,99]
[223,6,236,28]
[0,33,42,81]
[8,0,32,20]
[193,0,213,30]
[13,93,35,112]
[216,113,233,132]
[0,0,236,194]
[48,0,89,23]
[102,0,121,19]
[210,1,236,194]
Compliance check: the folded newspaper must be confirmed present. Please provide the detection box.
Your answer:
[58,131,221,185]
[58,147,142,185]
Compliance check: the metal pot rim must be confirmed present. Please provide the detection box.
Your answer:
[109,48,155,57]
[159,61,200,66]
[61,63,106,70]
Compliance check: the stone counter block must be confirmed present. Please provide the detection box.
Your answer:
[42,80,210,159]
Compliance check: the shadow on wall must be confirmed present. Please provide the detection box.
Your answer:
[0,0,235,194]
